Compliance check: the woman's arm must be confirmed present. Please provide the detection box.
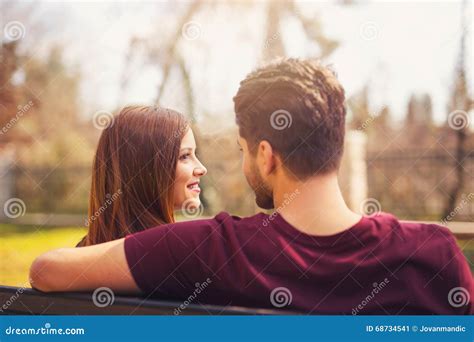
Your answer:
[29,238,141,294]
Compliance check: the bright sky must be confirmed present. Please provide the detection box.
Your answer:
[8,0,473,127]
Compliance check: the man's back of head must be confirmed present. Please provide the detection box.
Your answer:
[233,58,346,181]
[232,58,361,236]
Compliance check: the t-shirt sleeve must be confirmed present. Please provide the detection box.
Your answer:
[124,213,232,298]
[432,225,473,315]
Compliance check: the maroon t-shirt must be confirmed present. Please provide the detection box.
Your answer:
[124,211,473,314]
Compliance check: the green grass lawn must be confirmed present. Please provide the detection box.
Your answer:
[0,224,86,286]
[457,239,474,274]
[0,224,472,287]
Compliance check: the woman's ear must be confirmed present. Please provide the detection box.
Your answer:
[257,140,276,177]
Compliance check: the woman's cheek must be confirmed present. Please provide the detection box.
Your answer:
[176,163,192,190]
[175,165,186,192]
[176,162,188,180]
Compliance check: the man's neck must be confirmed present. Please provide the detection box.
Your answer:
[272,173,362,236]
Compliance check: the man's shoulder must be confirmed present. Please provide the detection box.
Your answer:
[371,212,456,244]
[397,218,457,248]
[213,211,269,227]
[170,211,269,236]
[370,213,461,268]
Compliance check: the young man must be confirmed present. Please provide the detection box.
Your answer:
[30,59,472,314]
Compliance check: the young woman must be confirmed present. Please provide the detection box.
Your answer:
[78,105,207,246]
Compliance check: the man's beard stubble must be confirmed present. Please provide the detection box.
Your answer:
[248,160,274,210]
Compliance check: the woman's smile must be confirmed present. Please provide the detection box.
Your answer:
[186,181,201,194]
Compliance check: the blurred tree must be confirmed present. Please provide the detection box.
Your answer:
[346,85,370,131]
[375,106,392,129]
[404,94,433,127]
[371,106,393,143]
[119,0,338,119]
[13,47,94,214]
[402,93,435,147]
[421,94,434,124]
[262,1,338,62]
[21,46,80,133]
[347,86,394,149]
[0,1,48,145]
[0,41,20,139]
[1,0,94,214]
[442,0,473,219]
[117,0,202,119]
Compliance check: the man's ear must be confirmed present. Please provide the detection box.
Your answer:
[257,140,277,176]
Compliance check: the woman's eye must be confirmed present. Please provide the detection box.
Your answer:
[179,153,191,160]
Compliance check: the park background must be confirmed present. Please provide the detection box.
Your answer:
[0,0,473,287]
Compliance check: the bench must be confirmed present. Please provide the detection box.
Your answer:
[0,285,289,315]
[403,221,474,240]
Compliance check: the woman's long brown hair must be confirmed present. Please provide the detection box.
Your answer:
[82,106,189,246]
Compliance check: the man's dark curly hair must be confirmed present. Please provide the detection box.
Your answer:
[233,58,346,180]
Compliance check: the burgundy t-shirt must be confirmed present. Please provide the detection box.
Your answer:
[124,211,473,314]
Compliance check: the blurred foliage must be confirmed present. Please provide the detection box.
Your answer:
[0,42,20,131]
[197,127,257,216]
[2,45,95,214]
[14,47,96,167]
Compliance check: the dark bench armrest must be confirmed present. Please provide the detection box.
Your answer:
[0,285,294,315]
